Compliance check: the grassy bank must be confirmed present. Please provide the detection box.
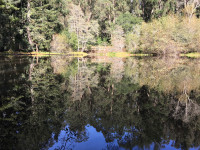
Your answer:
[180,53,200,58]
[2,51,200,58]
[0,51,88,57]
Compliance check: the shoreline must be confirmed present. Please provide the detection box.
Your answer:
[0,51,200,58]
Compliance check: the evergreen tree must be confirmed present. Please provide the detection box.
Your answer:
[27,0,63,52]
[0,0,27,51]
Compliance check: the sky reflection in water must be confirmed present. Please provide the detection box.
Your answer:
[50,125,186,150]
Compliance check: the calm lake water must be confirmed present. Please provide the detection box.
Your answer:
[1,55,200,150]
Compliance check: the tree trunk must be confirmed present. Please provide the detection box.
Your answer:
[29,58,35,103]
[27,0,35,51]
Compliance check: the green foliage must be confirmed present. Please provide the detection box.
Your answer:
[62,29,78,51]
[125,33,140,52]
[107,52,116,57]
[28,0,63,51]
[116,12,142,33]
[0,56,68,149]
[96,37,109,46]
[64,59,78,79]
[96,63,110,73]
[0,0,27,51]
[68,32,78,50]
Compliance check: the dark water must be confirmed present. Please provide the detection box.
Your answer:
[1,55,200,150]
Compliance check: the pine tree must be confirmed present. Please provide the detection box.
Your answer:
[0,0,26,51]
[27,0,63,52]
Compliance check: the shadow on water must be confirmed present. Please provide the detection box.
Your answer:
[1,55,200,150]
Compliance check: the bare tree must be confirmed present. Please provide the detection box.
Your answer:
[184,0,200,22]
[69,58,99,101]
[111,25,125,51]
[173,82,200,122]
[68,4,99,52]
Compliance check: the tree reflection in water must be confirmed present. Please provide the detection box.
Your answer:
[1,56,200,150]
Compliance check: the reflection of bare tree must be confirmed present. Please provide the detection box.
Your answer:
[173,82,200,122]
[126,57,200,93]
[56,126,89,150]
[29,57,38,103]
[51,56,71,74]
[91,56,125,113]
[69,58,98,101]
[110,58,125,82]
[125,57,200,122]
[91,56,125,82]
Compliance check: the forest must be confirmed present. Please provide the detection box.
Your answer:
[0,0,200,55]
[2,1,200,149]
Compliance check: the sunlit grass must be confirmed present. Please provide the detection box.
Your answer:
[69,52,88,57]
[0,51,150,58]
[180,53,200,58]
[106,52,150,57]
[0,51,88,57]
[131,53,150,56]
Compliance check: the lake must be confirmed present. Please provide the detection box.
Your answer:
[1,55,200,150]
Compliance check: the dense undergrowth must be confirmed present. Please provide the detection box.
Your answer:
[126,15,200,55]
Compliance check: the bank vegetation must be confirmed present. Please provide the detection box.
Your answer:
[0,0,200,56]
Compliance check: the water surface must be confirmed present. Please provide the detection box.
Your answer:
[1,56,200,150]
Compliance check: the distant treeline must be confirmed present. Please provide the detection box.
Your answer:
[0,0,200,54]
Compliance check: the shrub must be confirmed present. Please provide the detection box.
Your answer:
[50,33,70,53]
[131,15,200,55]
[125,25,141,52]
[116,12,143,34]
[62,30,78,51]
